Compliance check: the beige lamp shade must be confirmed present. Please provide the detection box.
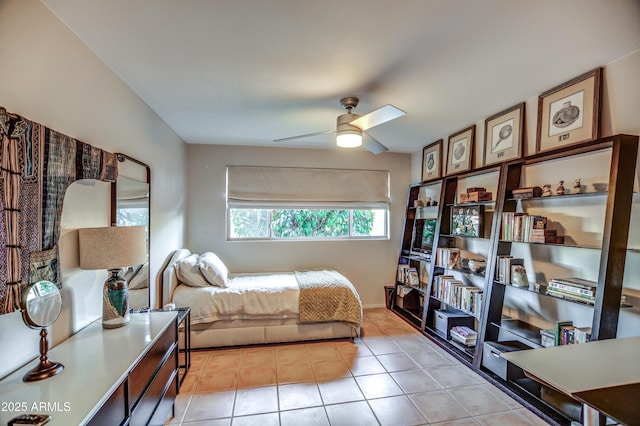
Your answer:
[79,226,147,270]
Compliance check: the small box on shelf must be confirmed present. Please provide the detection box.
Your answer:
[482,341,530,381]
[459,191,493,203]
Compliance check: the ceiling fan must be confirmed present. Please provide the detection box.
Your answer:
[274,96,406,154]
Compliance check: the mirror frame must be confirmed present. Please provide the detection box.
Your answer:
[110,153,151,308]
[20,280,64,381]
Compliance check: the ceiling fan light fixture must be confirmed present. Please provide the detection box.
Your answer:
[336,110,362,148]
[336,129,362,148]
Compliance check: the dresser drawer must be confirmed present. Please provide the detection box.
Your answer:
[86,381,126,426]
[129,321,176,407]
[130,344,178,426]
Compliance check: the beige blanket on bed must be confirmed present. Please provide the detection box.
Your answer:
[295,270,362,327]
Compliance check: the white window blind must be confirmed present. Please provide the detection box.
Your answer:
[227,166,390,209]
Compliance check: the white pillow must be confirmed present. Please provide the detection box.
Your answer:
[197,252,229,287]
[175,254,210,287]
[128,263,149,290]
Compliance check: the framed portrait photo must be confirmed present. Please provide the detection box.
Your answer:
[445,125,475,176]
[536,67,602,153]
[483,103,525,167]
[421,140,442,181]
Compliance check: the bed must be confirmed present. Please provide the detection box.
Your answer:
[160,249,362,349]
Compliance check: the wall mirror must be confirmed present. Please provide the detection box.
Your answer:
[21,280,64,381]
[111,154,150,310]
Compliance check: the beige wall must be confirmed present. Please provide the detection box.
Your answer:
[411,50,640,182]
[0,0,187,378]
[185,145,412,307]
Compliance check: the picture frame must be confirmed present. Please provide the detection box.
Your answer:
[483,103,525,166]
[445,125,475,176]
[536,67,602,154]
[451,205,484,238]
[421,140,442,181]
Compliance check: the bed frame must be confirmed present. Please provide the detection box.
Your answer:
[160,249,359,349]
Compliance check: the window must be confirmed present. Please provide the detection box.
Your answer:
[226,166,390,241]
[229,208,387,240]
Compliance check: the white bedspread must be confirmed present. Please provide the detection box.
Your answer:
[172,272,300,325]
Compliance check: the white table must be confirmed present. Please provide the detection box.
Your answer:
[0,311,177,426]
[503,336,640,425]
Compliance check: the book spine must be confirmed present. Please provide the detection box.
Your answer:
[548,282,595,297]
[549,278,597,290]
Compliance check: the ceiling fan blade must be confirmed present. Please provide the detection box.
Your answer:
[349,104,406,131]
[363,132,388,155]
[274,129,335,143]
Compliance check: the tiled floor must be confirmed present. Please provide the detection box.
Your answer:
[165,308,548,425]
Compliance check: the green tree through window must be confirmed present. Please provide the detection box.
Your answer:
[229,208,382,239]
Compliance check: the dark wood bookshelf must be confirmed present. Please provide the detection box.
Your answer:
[389,134,639,426]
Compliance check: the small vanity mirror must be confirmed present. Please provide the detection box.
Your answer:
[20,280,64,382]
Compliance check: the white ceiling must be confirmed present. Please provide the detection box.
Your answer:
[42,0,640,154]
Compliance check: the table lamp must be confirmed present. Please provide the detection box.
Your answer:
[78,225,147,329]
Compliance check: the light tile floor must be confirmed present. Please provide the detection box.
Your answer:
[165,308,548,425]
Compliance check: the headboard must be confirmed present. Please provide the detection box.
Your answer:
[160,248,192,306]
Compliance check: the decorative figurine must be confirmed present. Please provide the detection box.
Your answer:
[573,178,582,194]
[542,184,552,197]
[556,180,565,195]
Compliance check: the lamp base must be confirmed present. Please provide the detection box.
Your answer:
[102,269,130,329]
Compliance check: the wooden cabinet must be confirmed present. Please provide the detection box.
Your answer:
[392,134,639,425]
[0,312,179,426]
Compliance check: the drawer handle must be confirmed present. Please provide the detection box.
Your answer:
[490,350,500,358]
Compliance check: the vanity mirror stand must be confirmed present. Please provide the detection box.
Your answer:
[20,280,64,382]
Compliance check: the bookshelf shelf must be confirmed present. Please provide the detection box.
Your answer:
[447,200,496,208]
[498,240,602,250]
[492,281,629,308]
[423,325,475,363]
[429,294,481,319]
[508,191,608,203]
[489,319,543,348]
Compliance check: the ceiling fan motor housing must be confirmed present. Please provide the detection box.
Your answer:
[337,112,362,134]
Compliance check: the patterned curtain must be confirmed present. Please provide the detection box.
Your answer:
[0,107,118,314]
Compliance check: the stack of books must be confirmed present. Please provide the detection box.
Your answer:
[450,325,477,346]
[546,278,597,304]
[397,264,420,286]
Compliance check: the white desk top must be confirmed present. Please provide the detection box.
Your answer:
[502,336,640,395]
[0,311,177,426]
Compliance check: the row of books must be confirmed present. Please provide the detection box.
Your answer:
[545,277,627,306]
[501,213,563,244]
[450,325,477,347]
[540,321,591,347]
[397,263,420,286]
[432,275,483,317]
[495,256,528,287]
[435,247,462,269]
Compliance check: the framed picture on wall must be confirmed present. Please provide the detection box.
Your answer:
[445,125,475,176]
[483,103,525,166]
[536,67,602,153]
[421,140,442,181]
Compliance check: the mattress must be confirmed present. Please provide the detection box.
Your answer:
[171,272,300,325]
